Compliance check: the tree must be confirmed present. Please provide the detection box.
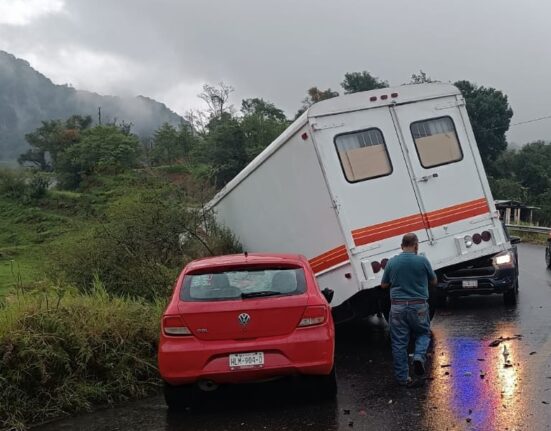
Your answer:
[18,115,92,170]
[410,70,434,84]
[454,80,513,169]
[296,87,339,118]
[341,71,388,94]
[56,125,141,188]
[198,82,234,119]
[240,98,289,159]
[150,122,195,165]
[198,113,248,188]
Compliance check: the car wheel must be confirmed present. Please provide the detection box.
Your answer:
[307,367,337,400]
[503,278,519,306]
[163,382,194,411]
[546,246,551,269]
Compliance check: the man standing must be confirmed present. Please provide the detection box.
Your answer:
[381,233,437,387]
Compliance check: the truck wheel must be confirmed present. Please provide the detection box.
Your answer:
[503,278,519,306]
[163,382,195,411]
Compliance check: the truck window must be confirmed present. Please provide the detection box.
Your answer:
[334,128,392,182]
[410,116,463,168]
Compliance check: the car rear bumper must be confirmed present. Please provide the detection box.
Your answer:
[158,324,334,385]
[438,266,516,296]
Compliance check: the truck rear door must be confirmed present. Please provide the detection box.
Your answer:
[309,107,429,280]
[390,96,494,242]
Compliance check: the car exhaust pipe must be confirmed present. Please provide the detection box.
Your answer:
[197,379,219,392]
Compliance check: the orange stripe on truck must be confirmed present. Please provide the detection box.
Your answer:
[309,245,349,274]
[309,198,490,275]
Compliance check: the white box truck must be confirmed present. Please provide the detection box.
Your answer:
[209,83,519,323]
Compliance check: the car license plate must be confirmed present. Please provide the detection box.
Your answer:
[462,280,478,288]
[229,352,264,369]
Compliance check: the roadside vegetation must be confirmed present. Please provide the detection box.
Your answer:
[1,69,549,429]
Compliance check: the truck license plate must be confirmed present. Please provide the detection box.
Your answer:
[229,352,264,369]
[462,280,478,288]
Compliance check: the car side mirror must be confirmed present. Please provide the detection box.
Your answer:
[510,236,521,245]
[321,288,334,304]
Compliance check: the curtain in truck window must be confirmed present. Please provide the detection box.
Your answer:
[410,116,463,168]
[334,128,392,182]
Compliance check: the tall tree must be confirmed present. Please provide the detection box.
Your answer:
[198,113,248,188]
[56,125,141,189]
[409,70,434,84]
[296,87,339,118]
[240,98,289,159]
[198,82,235,119]
[150,122,194,165]
[454,80,513,168]
[18,115,92,170]
[341,71,388,94]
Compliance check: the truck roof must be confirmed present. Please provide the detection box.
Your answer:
[308,82,460,118]
[209,83,460,208]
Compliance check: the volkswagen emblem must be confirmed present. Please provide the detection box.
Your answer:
[238,313,251,326]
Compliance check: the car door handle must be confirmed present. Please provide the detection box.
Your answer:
[417,173,439,182]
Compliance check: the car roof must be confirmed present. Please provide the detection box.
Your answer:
[185,253,308,272]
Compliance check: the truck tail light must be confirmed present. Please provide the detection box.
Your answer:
[371,261,382,274]
[298,306,327,327]
[473,233,482,244]
[163,315,192,336]
[381,258,389,269]
[481,231,492,242]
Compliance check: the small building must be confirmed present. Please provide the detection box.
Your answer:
[495,200,539,225]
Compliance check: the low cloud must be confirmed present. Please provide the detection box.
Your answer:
[0,0,65,26]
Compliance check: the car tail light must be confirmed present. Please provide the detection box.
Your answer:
[163,315,192,336]
[481,231,492,242]
[381,258,389,269]
[380,94,388,100]
[298,306,327,327]
[391,93,399,98]
[473,233,482,245]
[370,96,377,102]
[371,261,382,274]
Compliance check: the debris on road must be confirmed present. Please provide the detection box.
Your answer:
[444,371,450,376]
[480,371,486,379]
[543,401,549,405]
[530,351,537,355]
[466,417,472,423]
[477,358,485,361]
[503,345,510,359]
[440,364,452,368]
[488,335,522,347]
[504,362,513,368]
[343,409,351,415]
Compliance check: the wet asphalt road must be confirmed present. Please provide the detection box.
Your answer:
[37,244,551,431]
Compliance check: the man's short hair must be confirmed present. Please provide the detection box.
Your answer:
[401,233,419,247]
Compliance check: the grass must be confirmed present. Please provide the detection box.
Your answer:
[508,229,548,246]
[0,284,164,430]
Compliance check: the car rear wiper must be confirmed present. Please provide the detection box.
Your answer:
[241,291,281,299]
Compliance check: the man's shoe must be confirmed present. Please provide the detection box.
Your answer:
[406,378,425,388]
[413,359,425,376]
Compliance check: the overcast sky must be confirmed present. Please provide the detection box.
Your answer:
[0,0,550,144]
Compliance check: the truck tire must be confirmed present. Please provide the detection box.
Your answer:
[163,382,195,411]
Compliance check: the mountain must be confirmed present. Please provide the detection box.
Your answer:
[0,51,185,161]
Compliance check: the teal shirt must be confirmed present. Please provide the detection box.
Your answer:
[381,252,436,300]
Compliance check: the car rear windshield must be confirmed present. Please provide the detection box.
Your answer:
[180,267,307,302]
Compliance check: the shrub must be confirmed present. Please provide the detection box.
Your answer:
[49,186,241,299]
[0,283,163,430]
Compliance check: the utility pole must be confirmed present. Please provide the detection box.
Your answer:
[98,106,102,125]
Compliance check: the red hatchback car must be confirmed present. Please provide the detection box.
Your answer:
[158,253,336,409]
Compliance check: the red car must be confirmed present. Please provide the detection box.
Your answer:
[158,253,336,409]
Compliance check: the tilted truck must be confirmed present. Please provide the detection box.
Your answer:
[208,83,519,323]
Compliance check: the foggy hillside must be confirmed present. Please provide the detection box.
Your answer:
[0,51,185,161]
